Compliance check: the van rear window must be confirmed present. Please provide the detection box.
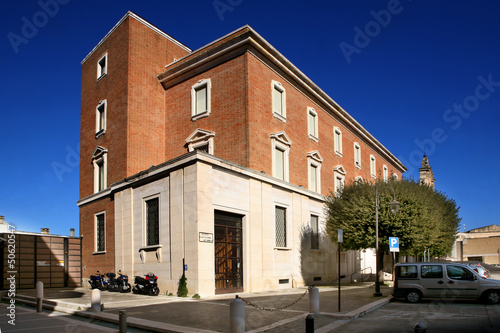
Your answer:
[397,265,418,278]
[421,265,443,278]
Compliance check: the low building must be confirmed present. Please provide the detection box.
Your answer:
[452,225,500,265]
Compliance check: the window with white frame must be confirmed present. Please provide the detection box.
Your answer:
[271,132,292,181]
[191,79,211,121]
[334,165,346,195]
[334,127,342,156]
[383,165,388,182]
[97,53,107,80]
[275,206,287,247]
[393,173,399,180]
[96,100,106,137]
[370,155,376,178]
[185,129,215,155]
[307,151,323,193]
[145,197,160,246]
[308,107,318,141]
[91,146,108,193]
[354,143,361,168]
[272,81,286,121]
[310,215,319,250]
[95,212,105,253]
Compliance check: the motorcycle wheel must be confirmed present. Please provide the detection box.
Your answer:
[120,283,132,293]
[132,287,139,294]
[149,287,159,296]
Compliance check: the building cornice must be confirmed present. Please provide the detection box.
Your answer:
[157,26,406,173]
[81,11,191,65]
[77,152,325,207]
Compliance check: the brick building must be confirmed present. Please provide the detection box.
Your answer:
[78,12,406,296]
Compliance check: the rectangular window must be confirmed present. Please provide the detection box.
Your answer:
[96,100,106,136]
[310,164,318,192]
[397,265,418,279]
[272,81,286,121]
[191,79,211,120]
[97,53,107,79]
[335,175,344,194]
[354,143,361,168]
[334,127,342,156]
[95,213,105,252]
[275,206,286,247]
[421,265,443,279]
[370,155,376,178]
[96,158,105,191]
[146,197,159,246]
[275,147,285,180]
[308,108,318,140]
[311,215,319,250]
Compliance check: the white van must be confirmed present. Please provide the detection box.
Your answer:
[393,262,500,304]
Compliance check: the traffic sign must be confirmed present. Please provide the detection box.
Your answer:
[389,237,399,252]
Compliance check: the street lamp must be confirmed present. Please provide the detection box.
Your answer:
[374,184,399,297]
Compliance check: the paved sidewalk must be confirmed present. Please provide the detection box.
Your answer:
[1,283,392,332]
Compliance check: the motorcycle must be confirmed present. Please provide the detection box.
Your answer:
[107,270,131,293]
[132,272,159,296]
[88,270,107,290]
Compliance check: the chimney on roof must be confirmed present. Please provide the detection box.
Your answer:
[0,216,5,223]
[41,228,50,235]
[70,228,75,237]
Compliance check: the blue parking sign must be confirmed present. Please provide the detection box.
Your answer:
[389,237,399,252]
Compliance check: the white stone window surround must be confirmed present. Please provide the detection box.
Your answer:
[95,99,107,138]
[97,52,108,81]
[383,165,388,182]
[274,203,291,250]
[191,79,212,121]
[271,131,292,182]
[93,211,106,254]
[185,128,215,154]
[272,80,286,122]
[370,155,376,179]
[333,165,346,195]
[354,142,361,169]
[307,107,318,142]
[307,151,323,193]
[140,193,162,263]
[393,173,399,180]
[334,127,342,157]
[91,146,108,194]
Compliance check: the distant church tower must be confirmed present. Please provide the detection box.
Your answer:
[419,154,435,189]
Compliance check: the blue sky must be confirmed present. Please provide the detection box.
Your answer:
[1,0,499,235]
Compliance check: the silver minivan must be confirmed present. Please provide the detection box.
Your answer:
[393,262,500,304]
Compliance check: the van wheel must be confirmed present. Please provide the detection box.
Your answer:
[405,290,422,303]
[485,290,500,305]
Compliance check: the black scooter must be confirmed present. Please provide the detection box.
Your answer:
[132,272,159,296]
[88,270,107,290]
[107,270,132,293]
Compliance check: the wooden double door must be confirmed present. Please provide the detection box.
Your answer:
[214,211,243,294]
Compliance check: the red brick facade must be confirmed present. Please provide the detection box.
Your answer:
[79,12,405,278]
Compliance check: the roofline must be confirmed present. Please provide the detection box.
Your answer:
[158,26,406,173]
[77,151,325,207]
[81,11,191,65]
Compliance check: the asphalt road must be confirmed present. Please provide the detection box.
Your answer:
[334,299,500,333]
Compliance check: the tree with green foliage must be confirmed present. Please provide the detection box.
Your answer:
[177,272,188,297]
[325,178,460,259]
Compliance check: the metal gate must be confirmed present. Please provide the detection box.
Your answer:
[214,211,243,294]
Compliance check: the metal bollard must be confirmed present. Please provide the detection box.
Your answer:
[230,295,245,333]
[414,322,427,333]
[36,281,43,313]
[91,289,101,312]
[119,310,127,333]
[309,287,319,314]
[305,314,314,333]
